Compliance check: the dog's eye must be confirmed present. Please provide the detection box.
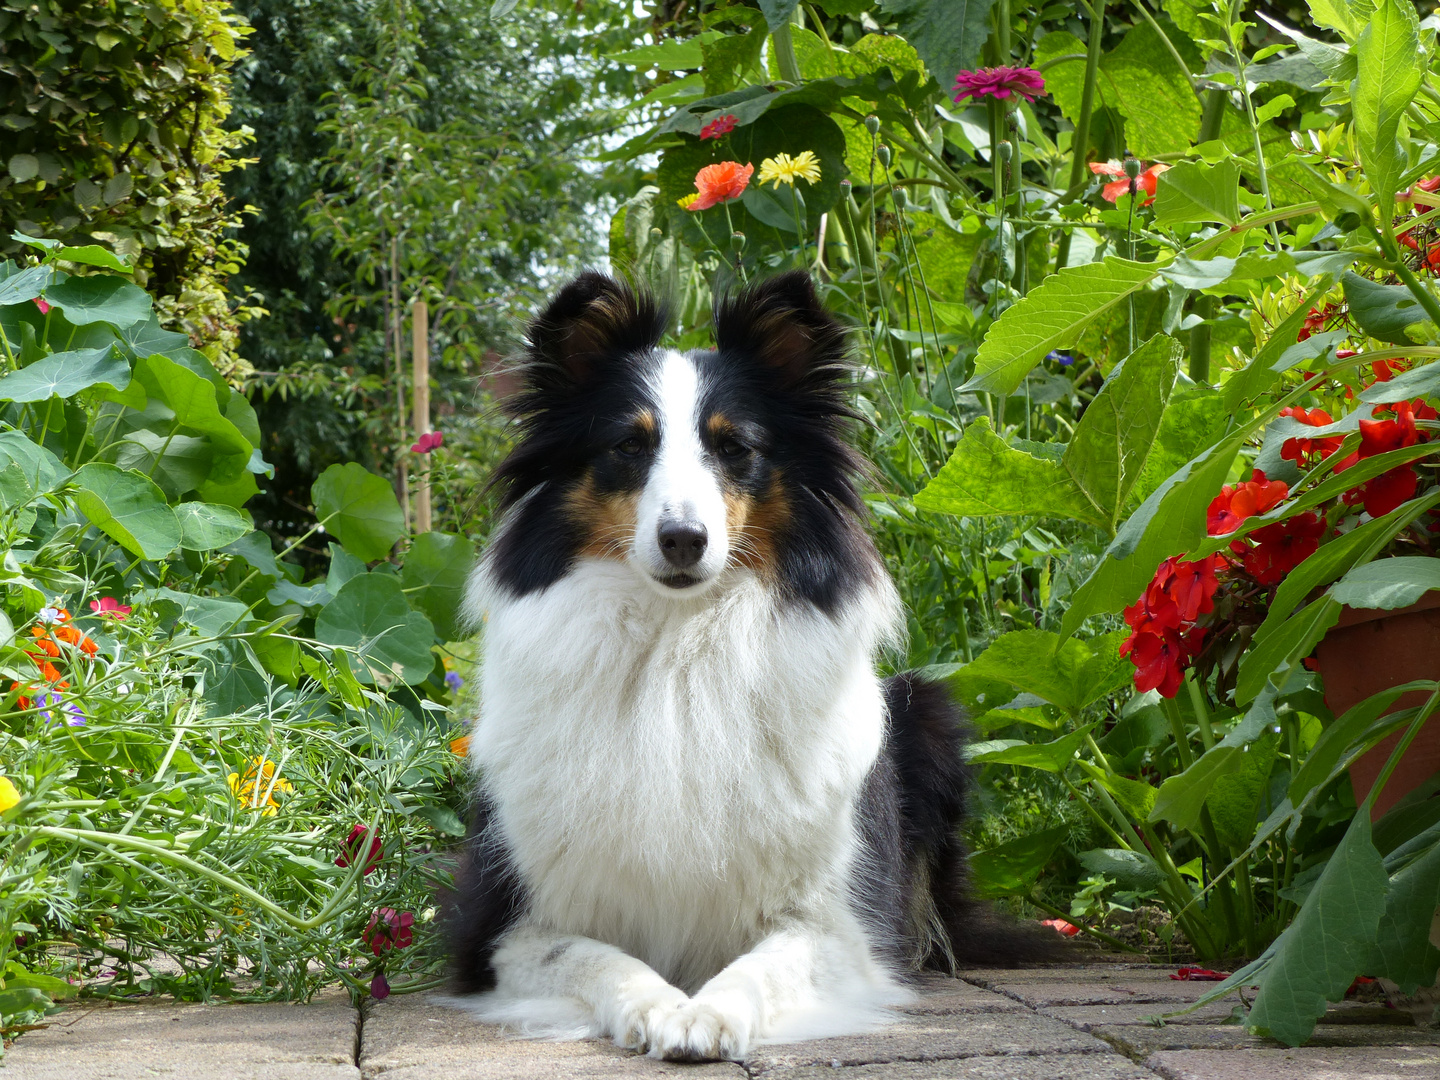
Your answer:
[719,438,749,460]
[615,436,645,457]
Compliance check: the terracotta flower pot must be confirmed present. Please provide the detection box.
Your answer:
[1310,592,1440,820]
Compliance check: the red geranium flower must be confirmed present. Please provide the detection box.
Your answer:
[1120,628,1190,698]
[1206,472,1289,535]
[952,66,1045,103]
[686,161,754,211]
[1243,512,1325,586]
[1090,160,1170,206]
[698,113,738,140]
[363,908,414,956]
[1344,465,1420,518]
[336,824,383,875]
[410,431,443,454]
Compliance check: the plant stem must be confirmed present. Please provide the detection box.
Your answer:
[1028,893,1144,952]
[1161,695,1195,770]
[1055,0,1105,273]
[771,20,802,84]
[1186,674,1214,753]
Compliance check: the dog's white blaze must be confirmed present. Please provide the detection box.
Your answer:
[631,350,730,593]
[463,555,909,1048]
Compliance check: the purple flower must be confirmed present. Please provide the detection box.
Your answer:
[444,671,463,691]
[370,970,390,1000]
[1046,351,1074,367]
[952,66,1045,104]
[37,691,84,726]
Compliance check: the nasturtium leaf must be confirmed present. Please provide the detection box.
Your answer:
[224,530,281,580]
[1247,814,1389,1046]
[56,245,131,273]
[964,258,1158,395]
[0,429,67,491]
[914,417,1106,528]
[0,263,51,306]
[174,502,252,551]
[1342,271,1428,344]
[401,531,476,641]
[200,641,270,716]
[72,462,180,560]
[44,275,151,328]
[1351,0,1422,219]
[1331,557,1440,611]
[968,824,1069,899]
[1154,160,1242,226]
[133,354,251,458]
[0,346,130,402]
[115,314,189,357]
[1078,847,1164,889]
[312,463,404,562]
[327,542,369,594]
[267,580,331,608]
[315,573,436,686]
[1063,335,1181,532]
[875,0,996,90]
[111,430,214,498]
[141,586,252,637]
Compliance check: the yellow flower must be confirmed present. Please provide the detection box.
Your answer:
[0,776,19,812]
[227,755,294,816]
[676,192,700,210]
[757,151,822,189]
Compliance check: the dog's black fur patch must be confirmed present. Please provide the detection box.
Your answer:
[444,793,528,993]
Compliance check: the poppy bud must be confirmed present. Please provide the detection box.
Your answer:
[892,188,908,210]
[876,145,891,167]
[649,227,662,239]
[730,231,746,251]
[997,140,1012,163]
[864,116,880,134]
[1123,157,1142,179]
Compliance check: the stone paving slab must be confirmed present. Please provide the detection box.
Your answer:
[1144,1045,1440,1080]
[1094,1021,1440,1056]
[1038,1000,1241,1030]
[772,1058,1158,1079]
[359,993,744,1080]
[3,990,359,1080]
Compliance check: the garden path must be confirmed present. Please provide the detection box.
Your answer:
[5,963,1438,1080]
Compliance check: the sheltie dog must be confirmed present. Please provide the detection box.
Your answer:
[445,270,1055,1061]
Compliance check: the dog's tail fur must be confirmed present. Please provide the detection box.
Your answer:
[881,671,1068,969]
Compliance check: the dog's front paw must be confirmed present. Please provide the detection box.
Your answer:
[605,981,690,1052]
[650,997,753,1062]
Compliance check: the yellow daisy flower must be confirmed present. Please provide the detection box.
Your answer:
[757,151,822,189]
[676,192,700,209]
[0,776,19,813]
[227,755,294,816]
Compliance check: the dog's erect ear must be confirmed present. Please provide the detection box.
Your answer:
[525,271,666,387]
[714,271,849,387]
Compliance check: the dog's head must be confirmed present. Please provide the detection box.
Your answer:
[486,271,875,611]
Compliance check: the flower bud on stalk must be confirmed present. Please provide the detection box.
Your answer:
[864,115,880,134]
[876,145,891,168]
[996,140,1013,163]
[730,231,746,252]
[892,188,908,210]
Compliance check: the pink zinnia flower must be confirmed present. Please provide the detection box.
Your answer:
[952,66,1045,104]
[699,114,738,140]
[89,597,131,619]
[410,431,443,454]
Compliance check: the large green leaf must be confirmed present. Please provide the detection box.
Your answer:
[914,417,1107,528]
[0,346,131,402]
[1342,272,1427,344]
[400,531,476,641]
[0,262,51,306]
[43,275,151,328]
[966,724,1095,772]
[311,463,404,562]
[1247,813,1389,1046]
[174,502,253,552]
[964,258,1158,395]
[1153,160,1242,227]
[1062,334,1182,531]
[875,0,995,90]
[1100,22,1202,157]
[968,825,1069,900]
[1351,0,1421,220]
[72,463,181,560]
[1290,681,1436,806]
[1235,595,1341,706]
[133,354,252,460]
[952,629,1130,717]
[0,430,67,491]
[1371,837,1440,993]
[1078,847,1164,890]
[1331,557,1440,611]
[315,573,436,685]
[1207,732,1282,849]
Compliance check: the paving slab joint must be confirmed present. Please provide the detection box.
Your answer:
[354,995,369,1068]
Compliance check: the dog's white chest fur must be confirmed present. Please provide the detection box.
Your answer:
[470,559,899,990]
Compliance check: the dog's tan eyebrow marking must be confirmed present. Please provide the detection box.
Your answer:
[634,409,656,436]
[705,412,733,438]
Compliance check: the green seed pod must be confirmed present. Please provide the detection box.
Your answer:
[649,227,663,239]
[730,231,747,251]
[892,188,908,210]
[1123,157,1142,179]
[864,115,880,134]
[996,140,1013,163]
[876,145,892,168]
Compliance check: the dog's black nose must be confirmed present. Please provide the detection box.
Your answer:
[658,519,707,569]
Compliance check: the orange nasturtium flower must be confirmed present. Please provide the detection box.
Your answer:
[450,734,471,757]
[683,161,754,211]
[228,755,294,816]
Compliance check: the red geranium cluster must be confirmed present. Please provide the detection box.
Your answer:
[1336,397,1438,518]
[1120,553,1223,697]
[363,907,414,956]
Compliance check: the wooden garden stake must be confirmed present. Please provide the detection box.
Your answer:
[412,299,431,534]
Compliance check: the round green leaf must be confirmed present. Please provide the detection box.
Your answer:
[401,531,476,641]
[315,573,436,685]
[174,502,253,551]
[0,345,131,402]
[312,463,404,562]
[72,462,181,559]
[44,275,152,328]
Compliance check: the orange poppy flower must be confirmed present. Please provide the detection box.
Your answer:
[688,161,754,211]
